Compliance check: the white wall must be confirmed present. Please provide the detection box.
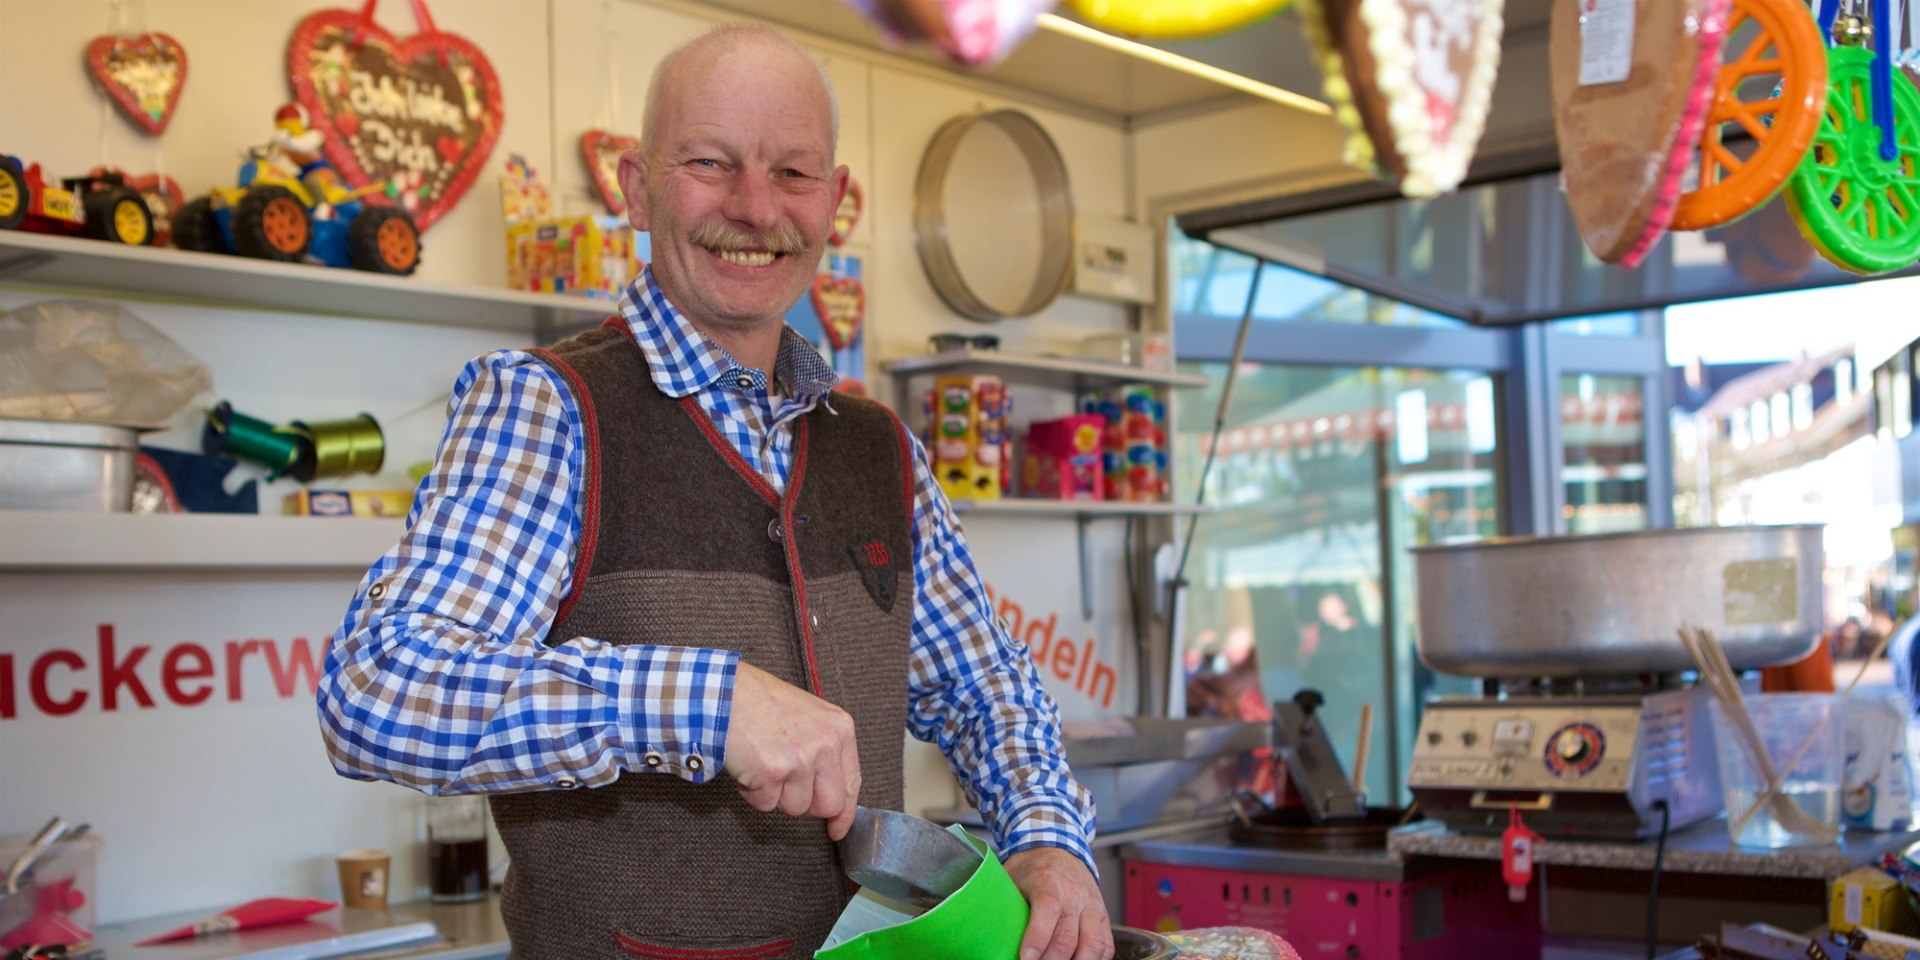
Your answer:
[0,0,1150,923]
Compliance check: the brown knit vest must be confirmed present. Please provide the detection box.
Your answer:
[491,326,915,960]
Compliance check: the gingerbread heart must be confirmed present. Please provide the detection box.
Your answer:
[831,177,863,246]
[581,130,642,215]
[90,166,184,246]
[1550,0,1728,266]
[810,275,866,350]
[87,33,188,136]
[1296,0,1504,198]
[287,8,503,232]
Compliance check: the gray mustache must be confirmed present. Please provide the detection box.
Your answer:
[688,220,805,255]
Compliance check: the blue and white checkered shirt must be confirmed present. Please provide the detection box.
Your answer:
[317,269,1095,872]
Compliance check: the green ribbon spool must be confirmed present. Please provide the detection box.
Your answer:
[202,401,306,480]
[816,830,1028,960]
[1785,45,1920,274]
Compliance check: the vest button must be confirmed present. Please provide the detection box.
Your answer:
[767,518,784,541]
[642,751,666,768]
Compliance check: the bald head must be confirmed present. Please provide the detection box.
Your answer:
[642,23,839,165]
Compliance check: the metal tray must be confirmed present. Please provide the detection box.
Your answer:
[1412,525,1823,677]
[1065,718,1269,768]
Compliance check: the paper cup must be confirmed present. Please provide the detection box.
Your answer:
[336,848,391,910]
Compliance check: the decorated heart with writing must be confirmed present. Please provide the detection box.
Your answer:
[581,130,641,215]
[287,8,503,232]
[87,32,188,135]
[90,167,184,246]
[810,275,866,350]
[831,177,863,246]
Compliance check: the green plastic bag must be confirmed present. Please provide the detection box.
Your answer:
[816,828,1028,960]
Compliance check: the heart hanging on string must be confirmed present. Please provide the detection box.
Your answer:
[286,5,503,232]
[86,32,188,135]
[810,274,866,351]
[90,167,184,246]
[831,177,863,246]
[581,130,641,215]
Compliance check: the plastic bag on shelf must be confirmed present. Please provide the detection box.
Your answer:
[0,299,211,424]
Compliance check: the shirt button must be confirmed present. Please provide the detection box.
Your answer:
[685,755,705,773]
[643,751,666,768]
[368,582,386,600]
[736,374,754,389]
[555,776,578,789]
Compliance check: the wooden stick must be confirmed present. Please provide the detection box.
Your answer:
[1728,627,1894,839]
[1353,703,1373,798]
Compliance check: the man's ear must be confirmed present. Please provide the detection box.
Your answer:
[619,149,650,232]
[829,163,850,217]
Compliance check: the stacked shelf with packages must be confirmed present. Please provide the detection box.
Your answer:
[0,231,609,573]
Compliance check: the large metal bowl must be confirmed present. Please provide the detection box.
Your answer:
[1412,525,1823,677]
[1113,926,1178,960]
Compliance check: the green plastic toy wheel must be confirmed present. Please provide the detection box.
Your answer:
[1785,46,1920,274]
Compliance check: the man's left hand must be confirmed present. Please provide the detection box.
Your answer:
[1004,847,1113,960]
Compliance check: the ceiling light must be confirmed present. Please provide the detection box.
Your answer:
[1034,13,1331,116]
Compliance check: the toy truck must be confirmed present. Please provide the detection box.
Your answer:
[0,154,154,245]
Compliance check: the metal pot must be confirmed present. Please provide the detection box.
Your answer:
[1412,525,1823,677]
[0,417,139,512]
[1113,926,1178,960]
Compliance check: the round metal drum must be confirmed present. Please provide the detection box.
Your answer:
[1412,525,1823,677]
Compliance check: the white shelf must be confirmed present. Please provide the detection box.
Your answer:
[883,348,1209,390]
[950,499,1211,519]
[0,231,608,333]
[0,510,401,573]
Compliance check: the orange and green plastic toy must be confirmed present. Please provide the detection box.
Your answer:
[1671,0,1829,230]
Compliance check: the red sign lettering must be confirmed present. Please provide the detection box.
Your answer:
[0,625,334,720]
[163,643,215,706]
[31,649,87,716]
[99,623,155,711]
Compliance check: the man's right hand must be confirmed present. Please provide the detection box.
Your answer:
[723,661,864,840]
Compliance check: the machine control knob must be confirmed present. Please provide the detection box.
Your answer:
[1461,730,1479,747]
[1427,731,1443,746]
[1543,723,1606,778]
[1554,732,1591,764]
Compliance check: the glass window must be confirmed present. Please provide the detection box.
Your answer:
[1175,362,1502,804]
[1550,312,1641,337]
[1170,233,1466,328]
[1562,373,1649,534]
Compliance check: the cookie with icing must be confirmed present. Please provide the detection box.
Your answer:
[1295,0,1505,198]
[1550,0,1729,266]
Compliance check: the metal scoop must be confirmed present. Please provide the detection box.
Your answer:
[835,806,982,908]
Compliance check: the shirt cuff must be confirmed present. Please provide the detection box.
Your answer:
[996,796,1098,880]
[614,644,739,784]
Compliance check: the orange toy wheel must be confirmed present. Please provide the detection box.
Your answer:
[1669,0,1827,230]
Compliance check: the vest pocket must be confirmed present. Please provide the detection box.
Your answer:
[614,932,795,960]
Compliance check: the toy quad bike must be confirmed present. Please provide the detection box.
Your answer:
[0,154,154,245]
[172,149,421,275]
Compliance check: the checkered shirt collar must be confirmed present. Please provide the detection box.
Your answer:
[617,269,839,400]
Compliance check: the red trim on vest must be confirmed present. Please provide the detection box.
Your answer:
[600,314,624,331]
[531,347,604,626]
[613,932,794,960]
[677,395,780,507]
[879,406,917,538]
[783,416,825,696]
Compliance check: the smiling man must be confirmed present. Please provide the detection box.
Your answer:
[317,21,1109,960]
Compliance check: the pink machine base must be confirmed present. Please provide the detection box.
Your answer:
[1122,859,1542,959]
